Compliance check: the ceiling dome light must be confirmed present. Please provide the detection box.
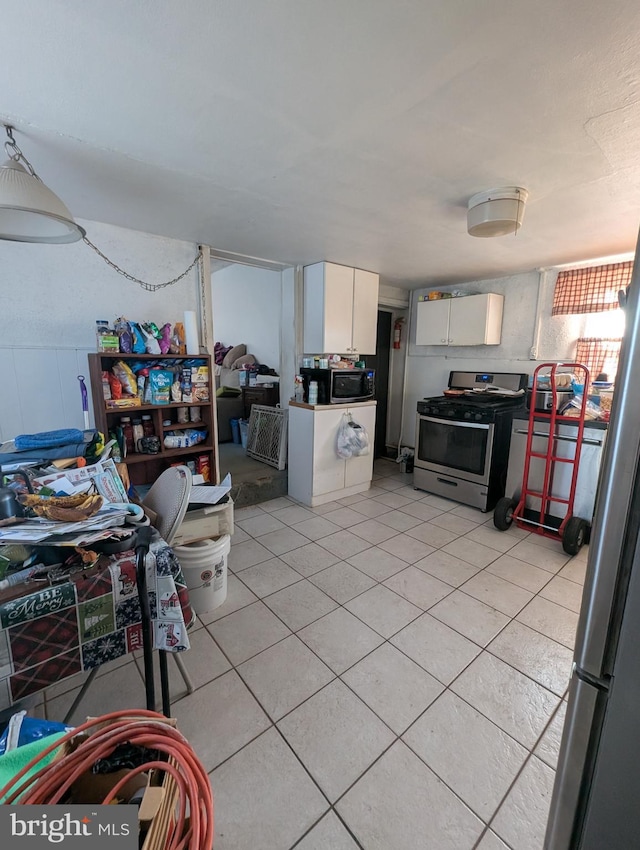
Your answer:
[467,187,528,238]
[0,126,85,244]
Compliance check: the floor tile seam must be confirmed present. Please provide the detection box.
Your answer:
[452,578,536,620]
[262,592,341,633]
[482,560,559,594]
[536,587,582,615]
[306,573,381,606]
[509,613,575,652]
[254,599,441,733]
[398,660,534,757]
[481,643,572,699]
[484,749,553,848]
[445,658,563,752]
[376,570,460,614]
[286,809,366,850]
[399,722,528,826]
[425,599,516,652]
[159,661,243,708]
[528,577,582,616]
[557,571,586,587]
[204,618,293,670]
[329,728,489,833]
[234,653,339,726]
[198,592,258,626]
[470,828,517,850]
[232,566,308,601]
[435,544,504,570]
[206,723,277,777]
[340,594,426,642]
[273,710,384,813]
[487,546,568,575]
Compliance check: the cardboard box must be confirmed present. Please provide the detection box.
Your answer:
[53,717,182,850]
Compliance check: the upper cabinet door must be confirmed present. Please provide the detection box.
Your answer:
[449,293,503,345]
[415,299,450,345]
[304,262,354,354]
[323,264,356,352]
[351,269,379,354]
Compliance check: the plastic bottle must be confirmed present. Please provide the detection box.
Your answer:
[132,417,144,451]
[294,376,304,403]
[142,415,155,437]
[120,417,134,454]
[308,381,318,405]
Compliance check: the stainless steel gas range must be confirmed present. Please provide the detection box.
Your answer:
[414,371,528,511]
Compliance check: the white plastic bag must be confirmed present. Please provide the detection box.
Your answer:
[336,413,370,459]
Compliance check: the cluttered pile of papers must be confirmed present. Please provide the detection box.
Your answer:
[0,458,134,548]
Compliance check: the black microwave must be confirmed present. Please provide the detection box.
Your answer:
[300,368,375,404]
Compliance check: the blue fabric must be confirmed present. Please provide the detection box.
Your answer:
[14,429,84,451]
[0,444,89,465]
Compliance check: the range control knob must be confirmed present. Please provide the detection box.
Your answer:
[464,411,471,419]
[446,409,454,417]
[475,413,483,421]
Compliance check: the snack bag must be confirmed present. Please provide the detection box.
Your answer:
[139,324,161,354]
[114,317,133,354]
[108,372,122,400]
[112,360,138,396]
[159,323,172,354]
[131,322,146,353]
[149,369,173,404]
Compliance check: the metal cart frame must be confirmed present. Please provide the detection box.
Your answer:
[494,362,591,555]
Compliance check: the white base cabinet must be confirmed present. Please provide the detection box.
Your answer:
[304,262,379,355]
[288,402,376,506]
[416,293,504,346]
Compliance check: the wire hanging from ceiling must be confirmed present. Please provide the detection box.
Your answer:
[82,236,202,292]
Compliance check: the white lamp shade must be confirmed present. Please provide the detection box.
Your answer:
[467,188,528,238]
[0,159,85,243]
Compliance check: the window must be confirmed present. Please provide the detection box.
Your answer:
[575,337,622,382]
[553,261,631,383]
[552,261,632,316]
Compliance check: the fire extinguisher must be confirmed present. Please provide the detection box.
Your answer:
[393,317,404,350]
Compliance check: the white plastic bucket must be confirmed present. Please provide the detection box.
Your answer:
[174,535,230,614]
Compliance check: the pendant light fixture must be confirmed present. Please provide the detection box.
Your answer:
[0,125,85,243]
[467,187,528,238]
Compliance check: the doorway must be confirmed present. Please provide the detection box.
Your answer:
[365,310,392,457]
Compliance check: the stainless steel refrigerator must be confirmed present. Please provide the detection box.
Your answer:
[545,238,640,849]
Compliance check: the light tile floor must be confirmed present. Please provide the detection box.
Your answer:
[41,458,588,850]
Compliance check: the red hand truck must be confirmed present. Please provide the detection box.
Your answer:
[493,362,591,555]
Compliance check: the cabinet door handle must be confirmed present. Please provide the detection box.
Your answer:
[448,338,453,343]
[441,338,447,343]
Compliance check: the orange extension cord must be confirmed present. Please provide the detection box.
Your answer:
[0,710,214,850]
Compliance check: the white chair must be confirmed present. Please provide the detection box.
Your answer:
[142,465,195,697]
[143,465,192,544]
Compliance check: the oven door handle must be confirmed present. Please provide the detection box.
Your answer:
[418,415,490,430]
[514,428,603,446]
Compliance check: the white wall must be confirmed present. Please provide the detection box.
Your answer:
[211,265,282,370]
[0,219,200,440]
[399,270,589,447]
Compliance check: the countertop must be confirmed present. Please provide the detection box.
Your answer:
[289,400,377,411]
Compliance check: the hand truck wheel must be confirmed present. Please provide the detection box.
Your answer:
[562,516,588,556]
[494,497,517,531]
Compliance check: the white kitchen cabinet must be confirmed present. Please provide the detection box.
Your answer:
[304,262,379,355]
[415,293,503,346]
[288,401,376,506]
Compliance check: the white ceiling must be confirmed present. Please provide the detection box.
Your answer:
[2,0,640,287]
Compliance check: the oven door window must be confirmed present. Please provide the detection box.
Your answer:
[417,417,489,477]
